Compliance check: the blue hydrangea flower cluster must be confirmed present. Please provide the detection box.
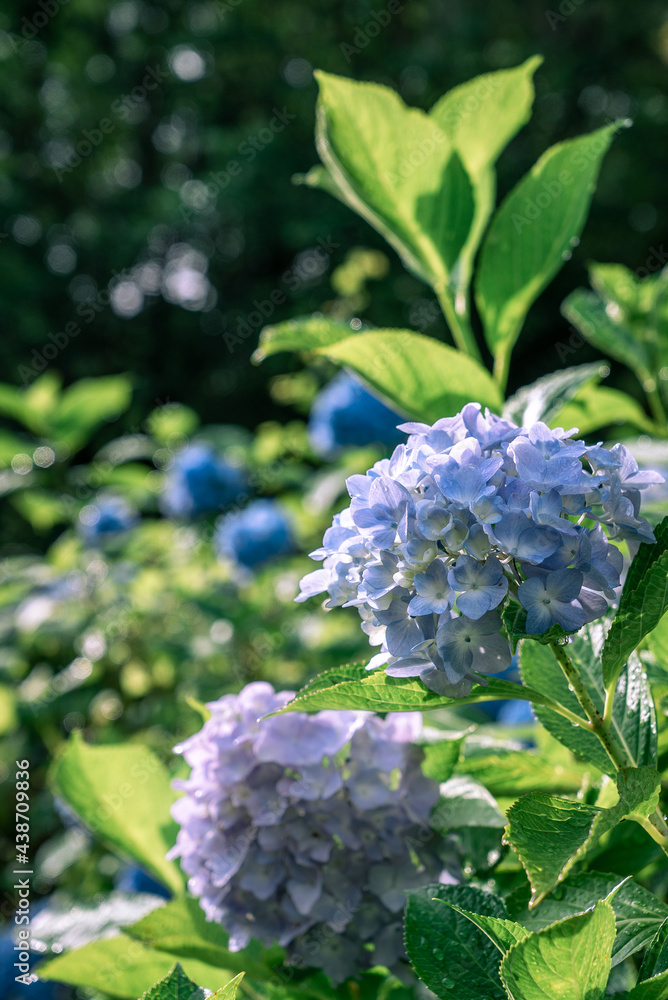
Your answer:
[215,499,293,571]
[308,372,406,458]
[161,443,246,519]
[298,404,662,697]
[169,682,454,984]
[78,495,138,545]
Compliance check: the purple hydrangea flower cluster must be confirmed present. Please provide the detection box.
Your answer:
[297,404,662,697]
[169,682,454,984]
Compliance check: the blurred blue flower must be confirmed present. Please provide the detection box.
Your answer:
[78,496,138,546]
[308,372,405,458]
[215,499,292,570]
[497,699,535,725]
[161,443,246,518]
[114,865,172,900]
[0,916,68,1000]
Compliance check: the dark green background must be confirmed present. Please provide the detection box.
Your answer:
[2,0,667,427]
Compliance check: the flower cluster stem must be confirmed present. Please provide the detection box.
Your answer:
[549,641,629,772]
[436,287,483,363]
[550,640,668,858]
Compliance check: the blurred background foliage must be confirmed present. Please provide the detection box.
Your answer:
[2,0,668,443]
[2,0,668,995]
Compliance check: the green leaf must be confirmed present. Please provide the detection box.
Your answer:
[140,963,243,1000]
[504,792,601,906]
[561,288,653,385]
[602,516,668,686]
[272,664,555,715]
[510,871,668,967]
[553,381,654,435]
[499,900,615,1000]
[459,744,591,796]
[37,935,235,999]
[314,71,475,291]
[475,122,621,383]
[11,489,69,531]
[502,361,604,428]
[314,330,503,420]
[640,919,668,981]
[54,375,133,451]
[252,315,359,364]
[505,769,662,905]
[604,766,661,831]
[520,625,657,775]
[623,971,668,1000]
[127,896,280,978]
[22,372,63,433]
[429,57,542,290]
[49,733,184,895]
[404,884,507,1000]
[420,737,464,782]
[445,905,530,953]
[431,775,506,830]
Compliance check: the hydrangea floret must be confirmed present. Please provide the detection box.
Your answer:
[169,682,455,984]
[298,404,662,696]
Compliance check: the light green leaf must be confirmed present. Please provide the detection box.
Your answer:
[475,122,621,384]
[502,361,603,428]
[314,71,475,291]
[252,315,359,364]
[505,769,662,905]
[459,744,592,796]
[127,896,280,978]
[623,970,668,1000]
[54,375,133,451]
[504,793,601,906]
[500,900,615,1000]
[561,288,653,385]
[520,624,657,775]
[432,775,506,830]
[511,871,668,967]
[23,372,63,432]
[49,733,184,895]
[314,330,503,419]
[36,936,234,999]
[604,766,661,831]
[640,918,668,981]
[553,381,654,435]
[272,664,555,715]
[140,963,243,1000]
[445,904,530,953]
[404,884,507,1000]
[420,737,464,782]
[11,489,69,531]
[647,608,668,668]
[602,516,668,686]
[429,56,542,291]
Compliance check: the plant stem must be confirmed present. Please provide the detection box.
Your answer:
[646,381,668,431]
[549,641,629,771]
[436,287,483,363]
[493,349,511,395]
[550,640,668,857]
